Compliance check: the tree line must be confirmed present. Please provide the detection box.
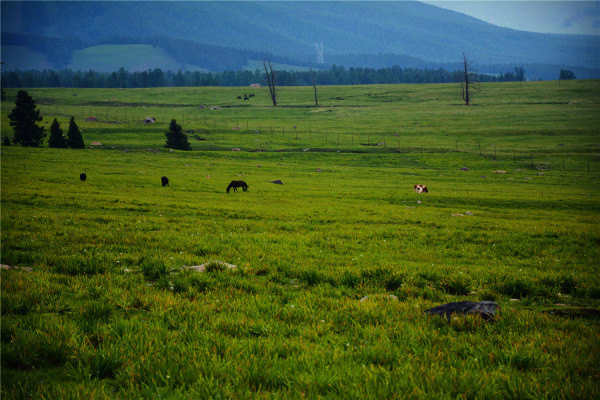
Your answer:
[4,89,193,151]
[1,65,529,89]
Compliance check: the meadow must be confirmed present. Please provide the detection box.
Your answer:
[1,80,599,399]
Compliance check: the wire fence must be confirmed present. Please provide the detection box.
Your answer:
[35,105,598,175]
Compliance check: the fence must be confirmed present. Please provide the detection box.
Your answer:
[35,105,597,174]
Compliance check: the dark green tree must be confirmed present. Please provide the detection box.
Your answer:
[67,116,85,148]
[173,70,186,87]
[515,67,525,82]
[165,119,191,150]
[8,90,46,146]
[559,69,576,80]
[48,118,68,148]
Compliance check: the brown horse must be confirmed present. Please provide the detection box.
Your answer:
[227,180,248,193]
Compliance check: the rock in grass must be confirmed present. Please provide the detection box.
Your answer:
[425,301,499,321]
[1,264,33,272]
[185,261,237,273]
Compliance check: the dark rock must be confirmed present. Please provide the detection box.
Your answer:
[425,301,499,321]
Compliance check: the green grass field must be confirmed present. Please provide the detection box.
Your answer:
[69,45,206,73]
[1,81,600,399]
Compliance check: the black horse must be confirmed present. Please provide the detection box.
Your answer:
[227,180,248,193]
[161,176,169,187]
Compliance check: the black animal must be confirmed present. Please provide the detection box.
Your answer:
[249,93,255,98]
[244,95,249,101]
[237,96,242,100]
[227,180,248,193]
[161,176,169,187]
[80,173,87,181]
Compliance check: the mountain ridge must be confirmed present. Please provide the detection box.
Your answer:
[1,1,598,73]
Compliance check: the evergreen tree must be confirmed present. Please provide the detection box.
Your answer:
[8,90,46,147]
[67,116,85,148]
[559,69,576,80]
[165,119,191,150]
[48,118,68,148]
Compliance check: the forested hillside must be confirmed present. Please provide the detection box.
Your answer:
[2,1,597,71]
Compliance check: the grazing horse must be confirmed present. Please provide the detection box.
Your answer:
[161,176,169,187]
[227,180,248,193]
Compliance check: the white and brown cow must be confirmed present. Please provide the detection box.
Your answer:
[414,184,429,194]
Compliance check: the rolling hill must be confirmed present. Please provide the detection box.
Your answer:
[1,1,598,75]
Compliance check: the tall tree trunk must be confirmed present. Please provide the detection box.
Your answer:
[312,71,318,107]
[263,61,277,107]
[462,53,470,106]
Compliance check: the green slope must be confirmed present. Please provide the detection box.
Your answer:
[68,44,207,72]
[2,1,597,68]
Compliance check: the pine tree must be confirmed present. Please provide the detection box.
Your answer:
[67,116,85,149]
[165,119,191,150]
[8,90,46,147]
[48,118,68,148]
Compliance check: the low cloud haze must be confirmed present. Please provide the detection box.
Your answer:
[425,1,600,35]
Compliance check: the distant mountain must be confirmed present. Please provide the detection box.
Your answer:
[2,1,598,74]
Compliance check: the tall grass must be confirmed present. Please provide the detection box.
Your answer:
[1,81,599,398]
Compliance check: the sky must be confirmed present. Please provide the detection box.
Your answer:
[424,1,600,35]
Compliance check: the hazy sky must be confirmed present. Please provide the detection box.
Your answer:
[424,1,600,35]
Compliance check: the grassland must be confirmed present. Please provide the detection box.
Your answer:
[69,45,207,73]
[1,81,600,399]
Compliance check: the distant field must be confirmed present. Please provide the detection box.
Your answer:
[69,44,207,72]
[1,81,599,398]
[245,59,316,72]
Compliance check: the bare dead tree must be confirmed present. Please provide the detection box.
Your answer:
[457,53,480,106]
[311,70,318,107]
[263,61,277,107]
